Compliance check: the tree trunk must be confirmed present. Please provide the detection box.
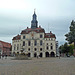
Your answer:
[73,41,75,56]
[74,41,75,49]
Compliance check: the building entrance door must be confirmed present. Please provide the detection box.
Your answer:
[45,52,49,57]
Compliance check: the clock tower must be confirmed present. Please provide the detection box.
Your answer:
[31,10,38,29]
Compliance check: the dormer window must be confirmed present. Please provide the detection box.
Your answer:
[23,35,25,39]
[40,34,43,38]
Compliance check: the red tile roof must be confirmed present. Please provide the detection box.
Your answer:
[21,27,45,34]
[12,27,56,40]
[45,31,56,38]
[0,40,11,48]
[12,34,21,40]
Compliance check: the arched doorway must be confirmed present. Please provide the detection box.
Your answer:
[28,53,31,57]
[17,52,19,54]
[50,52,55,57]
[45,52,49,57]
[39,53,43,57]
[34,53,37,57]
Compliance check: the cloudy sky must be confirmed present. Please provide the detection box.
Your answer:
[0,0,75,46]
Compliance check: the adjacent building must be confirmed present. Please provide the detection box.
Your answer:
[56,41,59,56]
[0,40,11,56]
[12,11,57,57]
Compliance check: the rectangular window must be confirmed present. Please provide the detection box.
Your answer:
[28,41,31,46]
[34,40,37,46]
[51,46,53,50]
[28,48,30,51]
[46,46,49,50]
[14,44,16,50]
[23,41,25,46]
[17,44,19,50]
[40,34,43,38]
[40,40,42,45]
[23,35,25,39]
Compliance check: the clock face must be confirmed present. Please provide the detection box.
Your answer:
[31,33,33,37]
[31,32,34,37]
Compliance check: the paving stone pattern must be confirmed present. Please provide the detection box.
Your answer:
[0,57,75,75]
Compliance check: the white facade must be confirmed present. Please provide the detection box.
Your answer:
[12,11,56,57]
[12,31,56,57]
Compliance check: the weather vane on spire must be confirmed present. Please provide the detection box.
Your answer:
[34,8,36,14]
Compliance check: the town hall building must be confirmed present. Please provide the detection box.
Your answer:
[12,11,57,57]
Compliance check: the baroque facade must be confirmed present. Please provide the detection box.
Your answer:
[12,11,57,57]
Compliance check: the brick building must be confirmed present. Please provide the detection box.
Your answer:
[0,40,11,56]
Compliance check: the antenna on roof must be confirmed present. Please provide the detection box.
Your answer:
[48,23,49,33]
[34,8,36,14]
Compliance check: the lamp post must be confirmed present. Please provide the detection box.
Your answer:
[59,49,61,57]
[0,49,1,59]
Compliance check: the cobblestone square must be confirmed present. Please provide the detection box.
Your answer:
[0,57,75,75]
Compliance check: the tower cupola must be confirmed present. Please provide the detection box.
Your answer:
[31,10,38,29]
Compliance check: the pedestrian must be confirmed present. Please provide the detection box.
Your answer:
[37,55,38,59]
[0,53,1,59]
[5,54,7,59]
[59,55,60,59]
[2,54,4,60]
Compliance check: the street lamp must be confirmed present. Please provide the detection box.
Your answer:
[59,49,61,57]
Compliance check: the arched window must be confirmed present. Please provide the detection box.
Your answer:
[28,53,31,57]
[40,48,42,51]
[45,52,49,57]
[50,52,55,57]
[39,53,43,57]
[34,53,37,57]
[34,48,37,51]
[17,52,19,54]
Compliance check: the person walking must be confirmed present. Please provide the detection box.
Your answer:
[2,54,4,60]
